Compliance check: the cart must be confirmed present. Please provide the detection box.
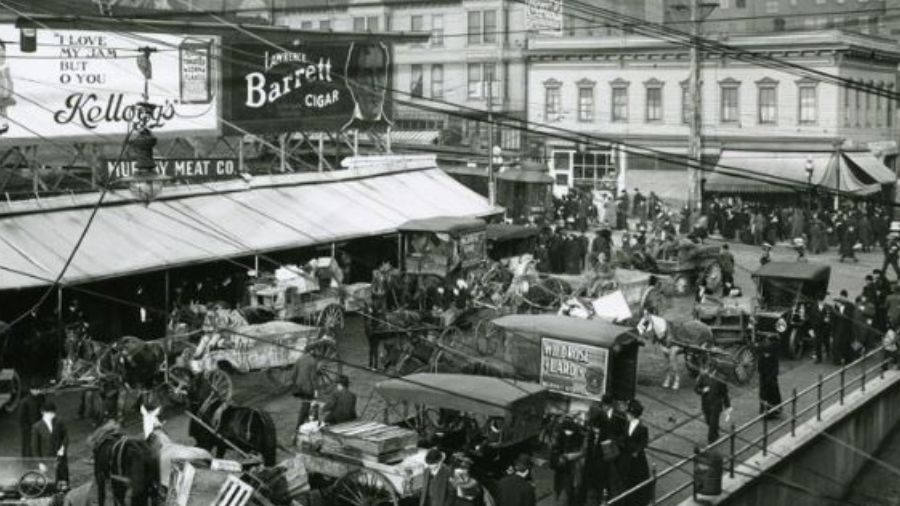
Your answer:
[651,241,723,295]
[0,457,62,505]
[486,223,539,266]
[247,260,346,332]
[180,321,342,402]
[691,300,757,384]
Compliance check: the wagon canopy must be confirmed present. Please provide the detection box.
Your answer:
[490,314,636,348]
[375,373,545,417]
[752,262,831,282]
[486,224,540,242]
[398,216,486,234]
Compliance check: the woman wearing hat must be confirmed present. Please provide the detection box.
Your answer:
[618,400,651,506]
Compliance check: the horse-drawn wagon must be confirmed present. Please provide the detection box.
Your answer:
[652,240,723,295]
[246,260,347,332]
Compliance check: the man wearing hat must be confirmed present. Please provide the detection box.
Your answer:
[793,237,808,263]
[18,380,44,457]
[618,400,651,506]
[760,243,772,266]
[30,400,68,483]
[694,363,732,444]
[496,454,535,506]
[421,448,453,506]
[883,230,900,280]
[291,345,319,444]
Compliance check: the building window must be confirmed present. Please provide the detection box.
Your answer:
[645,79,663,122]
[411,64,423,98]
[431,64,443,99]
[354,16,378,31]
[300,20,313,29]
[888,85,894,127]
[319,20,331,30]
[720,0,730,8]
[865,83,872,126]
[798,80,818,125]
[681,82,690,124]
[765,0,778,13]
[719,79,740,123]
[816,0,825,4]
[577,81,595,122]
[467,63,482,99]
[432,14,444,45]
[467,63,499,100]
[757,79,777,124]
[877,89,883,127]
[855,86,862,126]
[545,79,562,122]
[573,151,615,190]
[468,10,497,44]
[843,86,851,127]
[736,0,745,7]
[411,15,424,32]
[611,79,629,122]
[368,16,380,31]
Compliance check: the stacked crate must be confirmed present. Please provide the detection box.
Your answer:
[319,421,418,464]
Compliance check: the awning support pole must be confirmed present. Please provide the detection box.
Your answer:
[279,134,287,173]
[318,134,324,172]
[57,285,63,359]
[254,255,260,274]
[238,136,245,175]
[397,234,402,267]
[331,243,336,259]
[164,270,170,314]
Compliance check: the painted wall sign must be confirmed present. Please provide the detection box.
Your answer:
[223,41,391,134]
[526,0,563,34]
[104,158,239,181]
[0,25,220,142]
[540,337,609,399]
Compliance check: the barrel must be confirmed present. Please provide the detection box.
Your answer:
[693,449,724,496]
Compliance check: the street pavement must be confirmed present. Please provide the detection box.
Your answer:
[0,235,883,506]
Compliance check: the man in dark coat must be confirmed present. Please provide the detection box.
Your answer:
[618,400,650,506]
[323,375,357,425]
[18,383,44,457]
[808,298,832,363]
[291,347,319,441]
[756,336,782,418]
[496,454,536,506]
[421,449,453,506]
[883,235,900,280]
[719,244,735,295]
[30,400,68,483]
[695,364,731,444]
[886,284,900,328]
[582,395,624,503]
[832,292,856,365]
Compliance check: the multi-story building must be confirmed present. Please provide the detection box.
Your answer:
[526,30,900,201]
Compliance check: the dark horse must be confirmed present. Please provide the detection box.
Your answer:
[187,372,278,466]
[93,433,159,506]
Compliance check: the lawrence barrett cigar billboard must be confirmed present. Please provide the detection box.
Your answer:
[0,25,220,142]
[224,41,391,134]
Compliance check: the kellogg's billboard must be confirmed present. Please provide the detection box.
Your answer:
[223,41,391,134]
[0,25,220,142]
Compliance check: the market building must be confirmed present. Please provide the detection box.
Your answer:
[526,30,900,203]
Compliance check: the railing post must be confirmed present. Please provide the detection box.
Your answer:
[816,373,823,421]
[791,387,797,437]
[861,359,867,393]
[762,413,768,456]
[729,423,736,478]
[840,360,846,406]
[651,464,658,506]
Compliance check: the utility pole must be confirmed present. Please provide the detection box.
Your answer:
[687,0,703,212]
[487,66,496,206]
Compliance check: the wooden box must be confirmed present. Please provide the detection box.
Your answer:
[320,421,418,460]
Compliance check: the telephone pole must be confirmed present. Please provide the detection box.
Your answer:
[487,66,497,206]
[685,0,717,212]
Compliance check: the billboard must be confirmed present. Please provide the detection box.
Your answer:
[526,0,563,34]
[0,25,220,143]
[540,337,609,400]
[223,41,391,134]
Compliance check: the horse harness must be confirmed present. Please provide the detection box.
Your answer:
[199,395,255,445]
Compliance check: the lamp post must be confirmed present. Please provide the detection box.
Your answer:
[805,155,814,211]
[121,47,168,205]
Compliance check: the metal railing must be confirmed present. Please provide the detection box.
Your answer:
[608,346,893,506]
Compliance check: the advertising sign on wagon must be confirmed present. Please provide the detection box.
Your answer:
[540,337,609,400]
[223,41,391,134]
[0,25,220,143]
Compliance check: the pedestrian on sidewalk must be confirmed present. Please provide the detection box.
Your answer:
[18,380,44,457]
[809,297,832,363]
[549,417,586,506]
[756,335,783,419]
[291,346,318,443]
[30,400,69,484]
[496,454,536,506]
[695,363,732,444]
[421,449,453,506]
[618,400,651,506]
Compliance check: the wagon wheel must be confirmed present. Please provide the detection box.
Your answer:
[318,304,345,332]
[17,470,48,499]
[703,261,723,293]
[204,369,233,402]
[1,369,21,413]
[672,274,691,296]
[331,468,400,506]
[430,349,466,374]
[732,345,757,385]
[166,366,193,405]
[308,339,341,394]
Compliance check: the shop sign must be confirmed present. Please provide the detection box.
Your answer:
[223,41,391,134]
[540,337,609,400]
[104,158,239,181]
[526,0,563,34]
[0,25,220,142]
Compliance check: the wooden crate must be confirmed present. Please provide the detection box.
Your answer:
[320,421,418,459]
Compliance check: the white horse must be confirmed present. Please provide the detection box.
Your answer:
[140,404,214,489]
[637,312,682,390]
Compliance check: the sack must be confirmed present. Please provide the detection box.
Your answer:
[600,439,619,462]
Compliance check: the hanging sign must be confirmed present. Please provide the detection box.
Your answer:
[223,41,391,134]
[103,158,239,181]
[540,337,609,400]
[0,25,220,143]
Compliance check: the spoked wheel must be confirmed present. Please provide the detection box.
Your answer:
[166,366,193,405]
[308,339,341,394]
[733,345,757,385]
[1,369,21,413]
[204,369,233,402]
[704,261,723,294]
[318,304,345,332]
[331,468,400,506]
[18,471,48,499]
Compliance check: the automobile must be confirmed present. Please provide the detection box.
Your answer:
[752,262,831,359]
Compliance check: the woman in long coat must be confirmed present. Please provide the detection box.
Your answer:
[618,400,651,506]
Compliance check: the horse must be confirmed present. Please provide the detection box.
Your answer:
[637,312,714,390]
[187,372,278,466]
[92,427,158,506]
[140,403,213,491]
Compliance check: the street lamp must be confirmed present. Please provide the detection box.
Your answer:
[121,47,168,205]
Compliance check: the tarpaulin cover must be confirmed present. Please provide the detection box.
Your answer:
[0,166,497,290]
[375,373,545,416]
